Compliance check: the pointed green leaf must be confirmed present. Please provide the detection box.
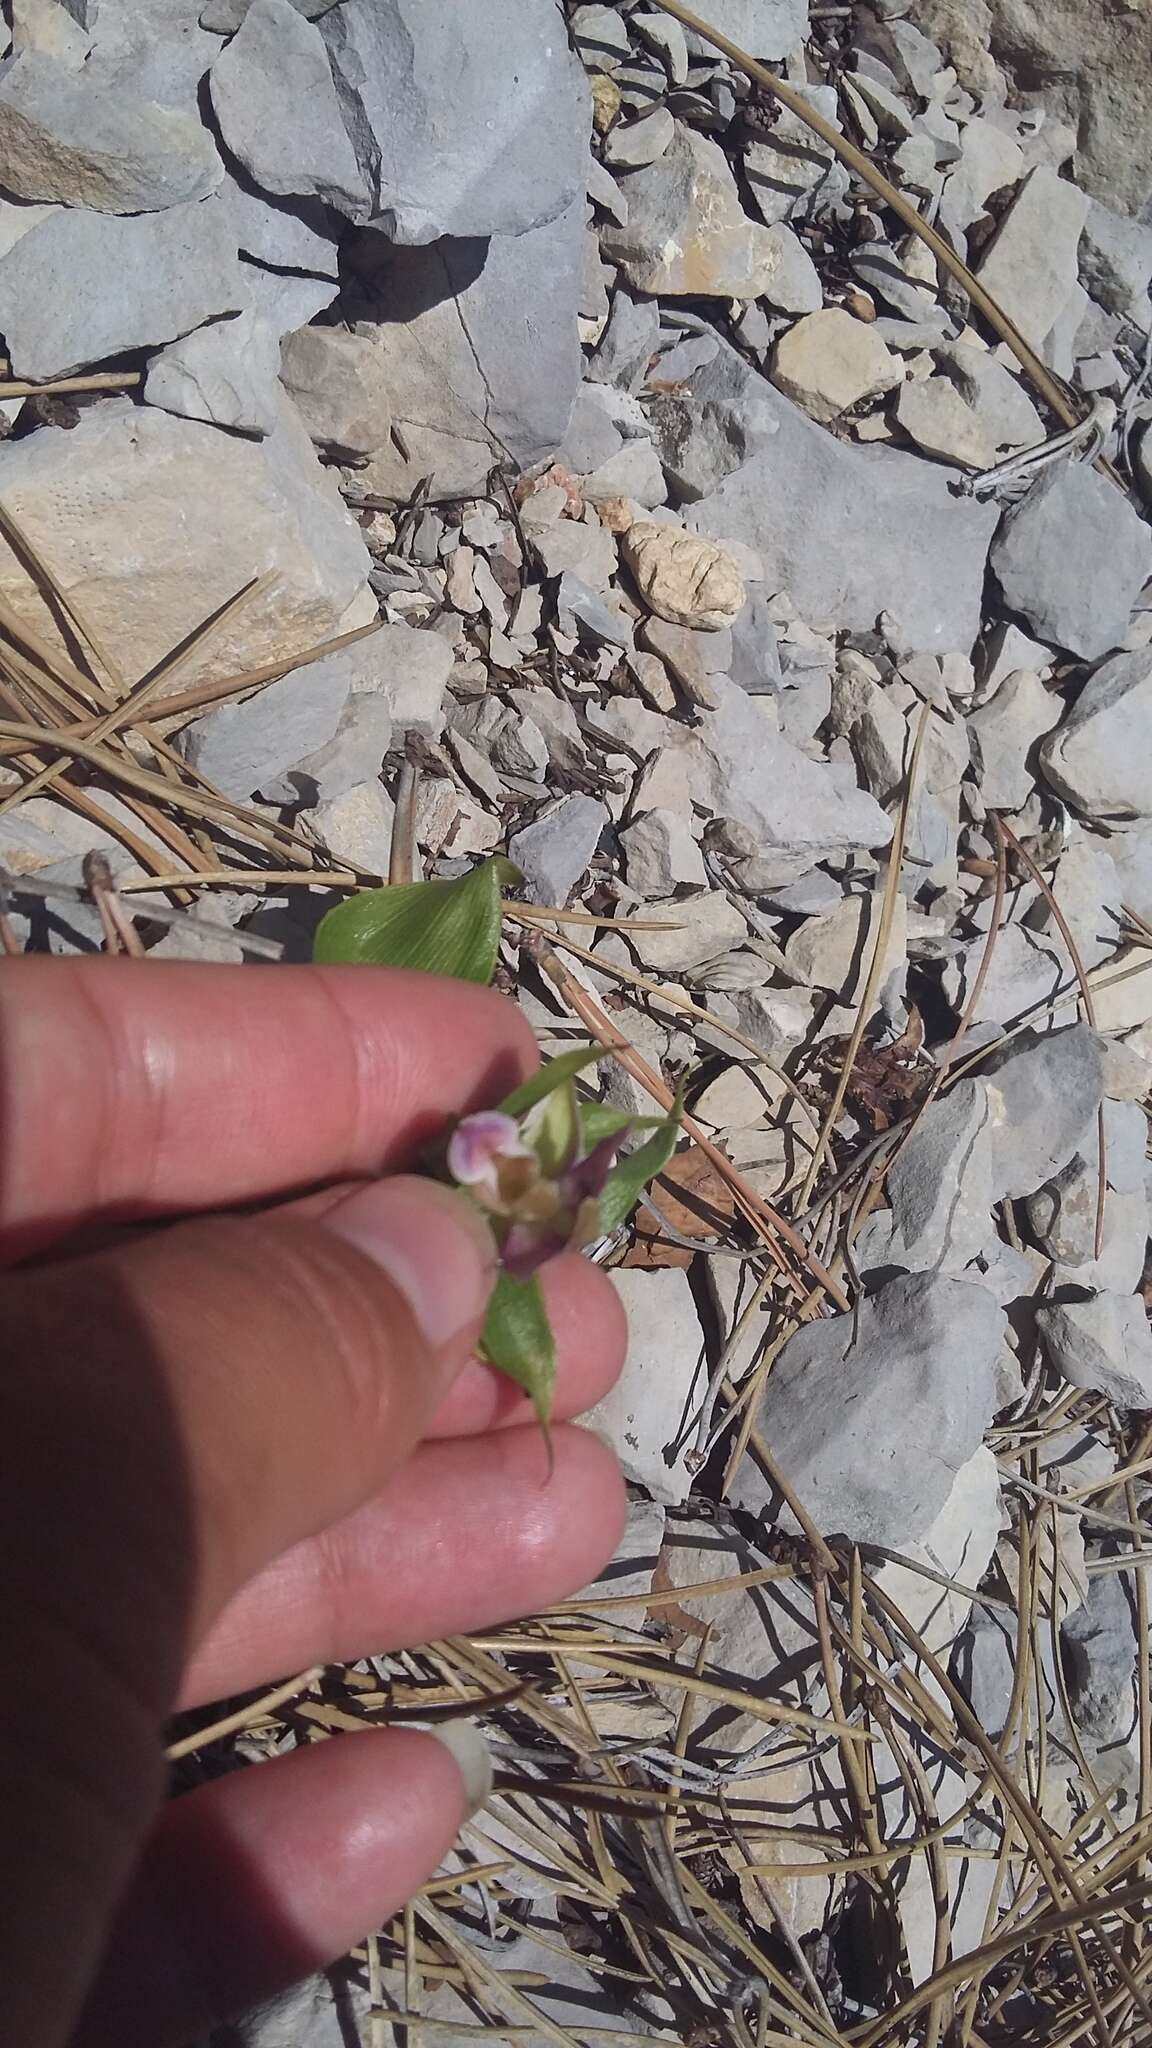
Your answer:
[312,856,520,983]
[579,1101,674,1146]
[528,1076,580,1178]
[597,1103,683,1236]
[497,1044,608,1119]
[480,1270,557,1434]
[579,1102,640,1146]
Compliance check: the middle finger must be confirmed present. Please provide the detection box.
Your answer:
[179,1423,626,1708]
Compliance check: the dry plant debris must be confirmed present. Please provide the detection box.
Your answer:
[0,1,1152,2043]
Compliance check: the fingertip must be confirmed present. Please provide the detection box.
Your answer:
[432,1254,628,1437]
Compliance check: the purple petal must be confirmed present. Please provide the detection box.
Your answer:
[447,1110,529,1187]
[501,1221,570,1280]
[561,1133,622,1204]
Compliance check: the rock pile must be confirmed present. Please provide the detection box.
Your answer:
[5,0,1152,2040]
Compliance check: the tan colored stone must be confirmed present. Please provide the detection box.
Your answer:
[0,398,373,697]
[770,306,901,424]
[622,522,745,631]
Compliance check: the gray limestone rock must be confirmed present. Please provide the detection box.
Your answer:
[1037,1295,1152,1409]
[302,778,396,872]
[1062,1566,1138,1746]
[209,0,368,216]
[0,195,245,378]
[601,123,817,301]
[202,0,340,24]
[587,289,662,393]
[990,465,1152,665]
[144,308,282,436]
[335,203,584,500]
[359,622,453,739]
[687,0,808,59]
[649,338,997,654]
[0,49,223,210]
[1040,649,1152,819]
[279,324,392,461]
[508,796,607,906]
[982,1025,1105,1201]
[319,0,590,244]
[1026,1099,1150,1293]
[975,165,1090,349]
[968,668,1061,809]
[178,652,354,798]
[1079,199,1152,319]
[872,1078,999,1275]
[623,888,748,974]
[620,806,707,896]
[556,571,634,649]
[683,675,893,857]
[732,1273,1005,1547]
[214,173,341,278]
[742,82,843,226]
[288,692,394,805]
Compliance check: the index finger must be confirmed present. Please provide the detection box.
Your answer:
[0,958,536,1259]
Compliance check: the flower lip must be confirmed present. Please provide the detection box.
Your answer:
[446,1111,531,1190]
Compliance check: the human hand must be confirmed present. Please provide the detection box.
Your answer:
[0,958,627,2047]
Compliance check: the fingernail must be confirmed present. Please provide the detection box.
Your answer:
[323,1176,496,1354]
[425,1720,493,1818]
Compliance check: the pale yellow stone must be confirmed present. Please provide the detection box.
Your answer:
[621,521,745,630]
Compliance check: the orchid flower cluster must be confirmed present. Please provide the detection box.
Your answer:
[440,1047,680,1428]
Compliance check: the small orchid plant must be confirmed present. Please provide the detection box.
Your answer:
[314,859,681,1434]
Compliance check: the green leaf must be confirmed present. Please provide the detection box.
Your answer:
[312,856,520,983]
[497,1044,607,1119]
[579,1101,673,1146]
[597,1101,683,1236]
[528,1077,580,1178]
[480,1270,557,1435]
[579,1101,640,1146]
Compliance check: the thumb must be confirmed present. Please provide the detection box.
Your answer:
[0,1176,495,2047]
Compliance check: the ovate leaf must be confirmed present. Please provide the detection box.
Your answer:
[480,1269,557,1435]
[597,1099,683,1236]
[313,856,520,982]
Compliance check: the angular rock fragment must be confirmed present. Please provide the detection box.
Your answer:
[178,649,354,798]
[621,807,706,896]
[649,338,997,652]
[0,196,245,378]
[600,124,810,300]
[589,1266,705,1504]
[0,49,223,210]
[332,205,584,500]
[975,165,1090,349]
[509,796,608,905]
[279,325,392,461]
[732,1272,1005,1547]
[208,0,368,215]
[770,306,901,423]
[318,0,590,244]
[0,400,372,693]
[145,308,281,436]
[1040,649,1152,819]
[968,668,1061,810]
[1037,1295,1152,1410]
[684,676,893,858]
[990,465,1152,665]
[982,1025,1104,1201]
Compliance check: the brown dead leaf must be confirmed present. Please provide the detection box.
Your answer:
[624,1144,740,1268]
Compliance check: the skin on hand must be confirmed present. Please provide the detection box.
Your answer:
[0,959,627,2048]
